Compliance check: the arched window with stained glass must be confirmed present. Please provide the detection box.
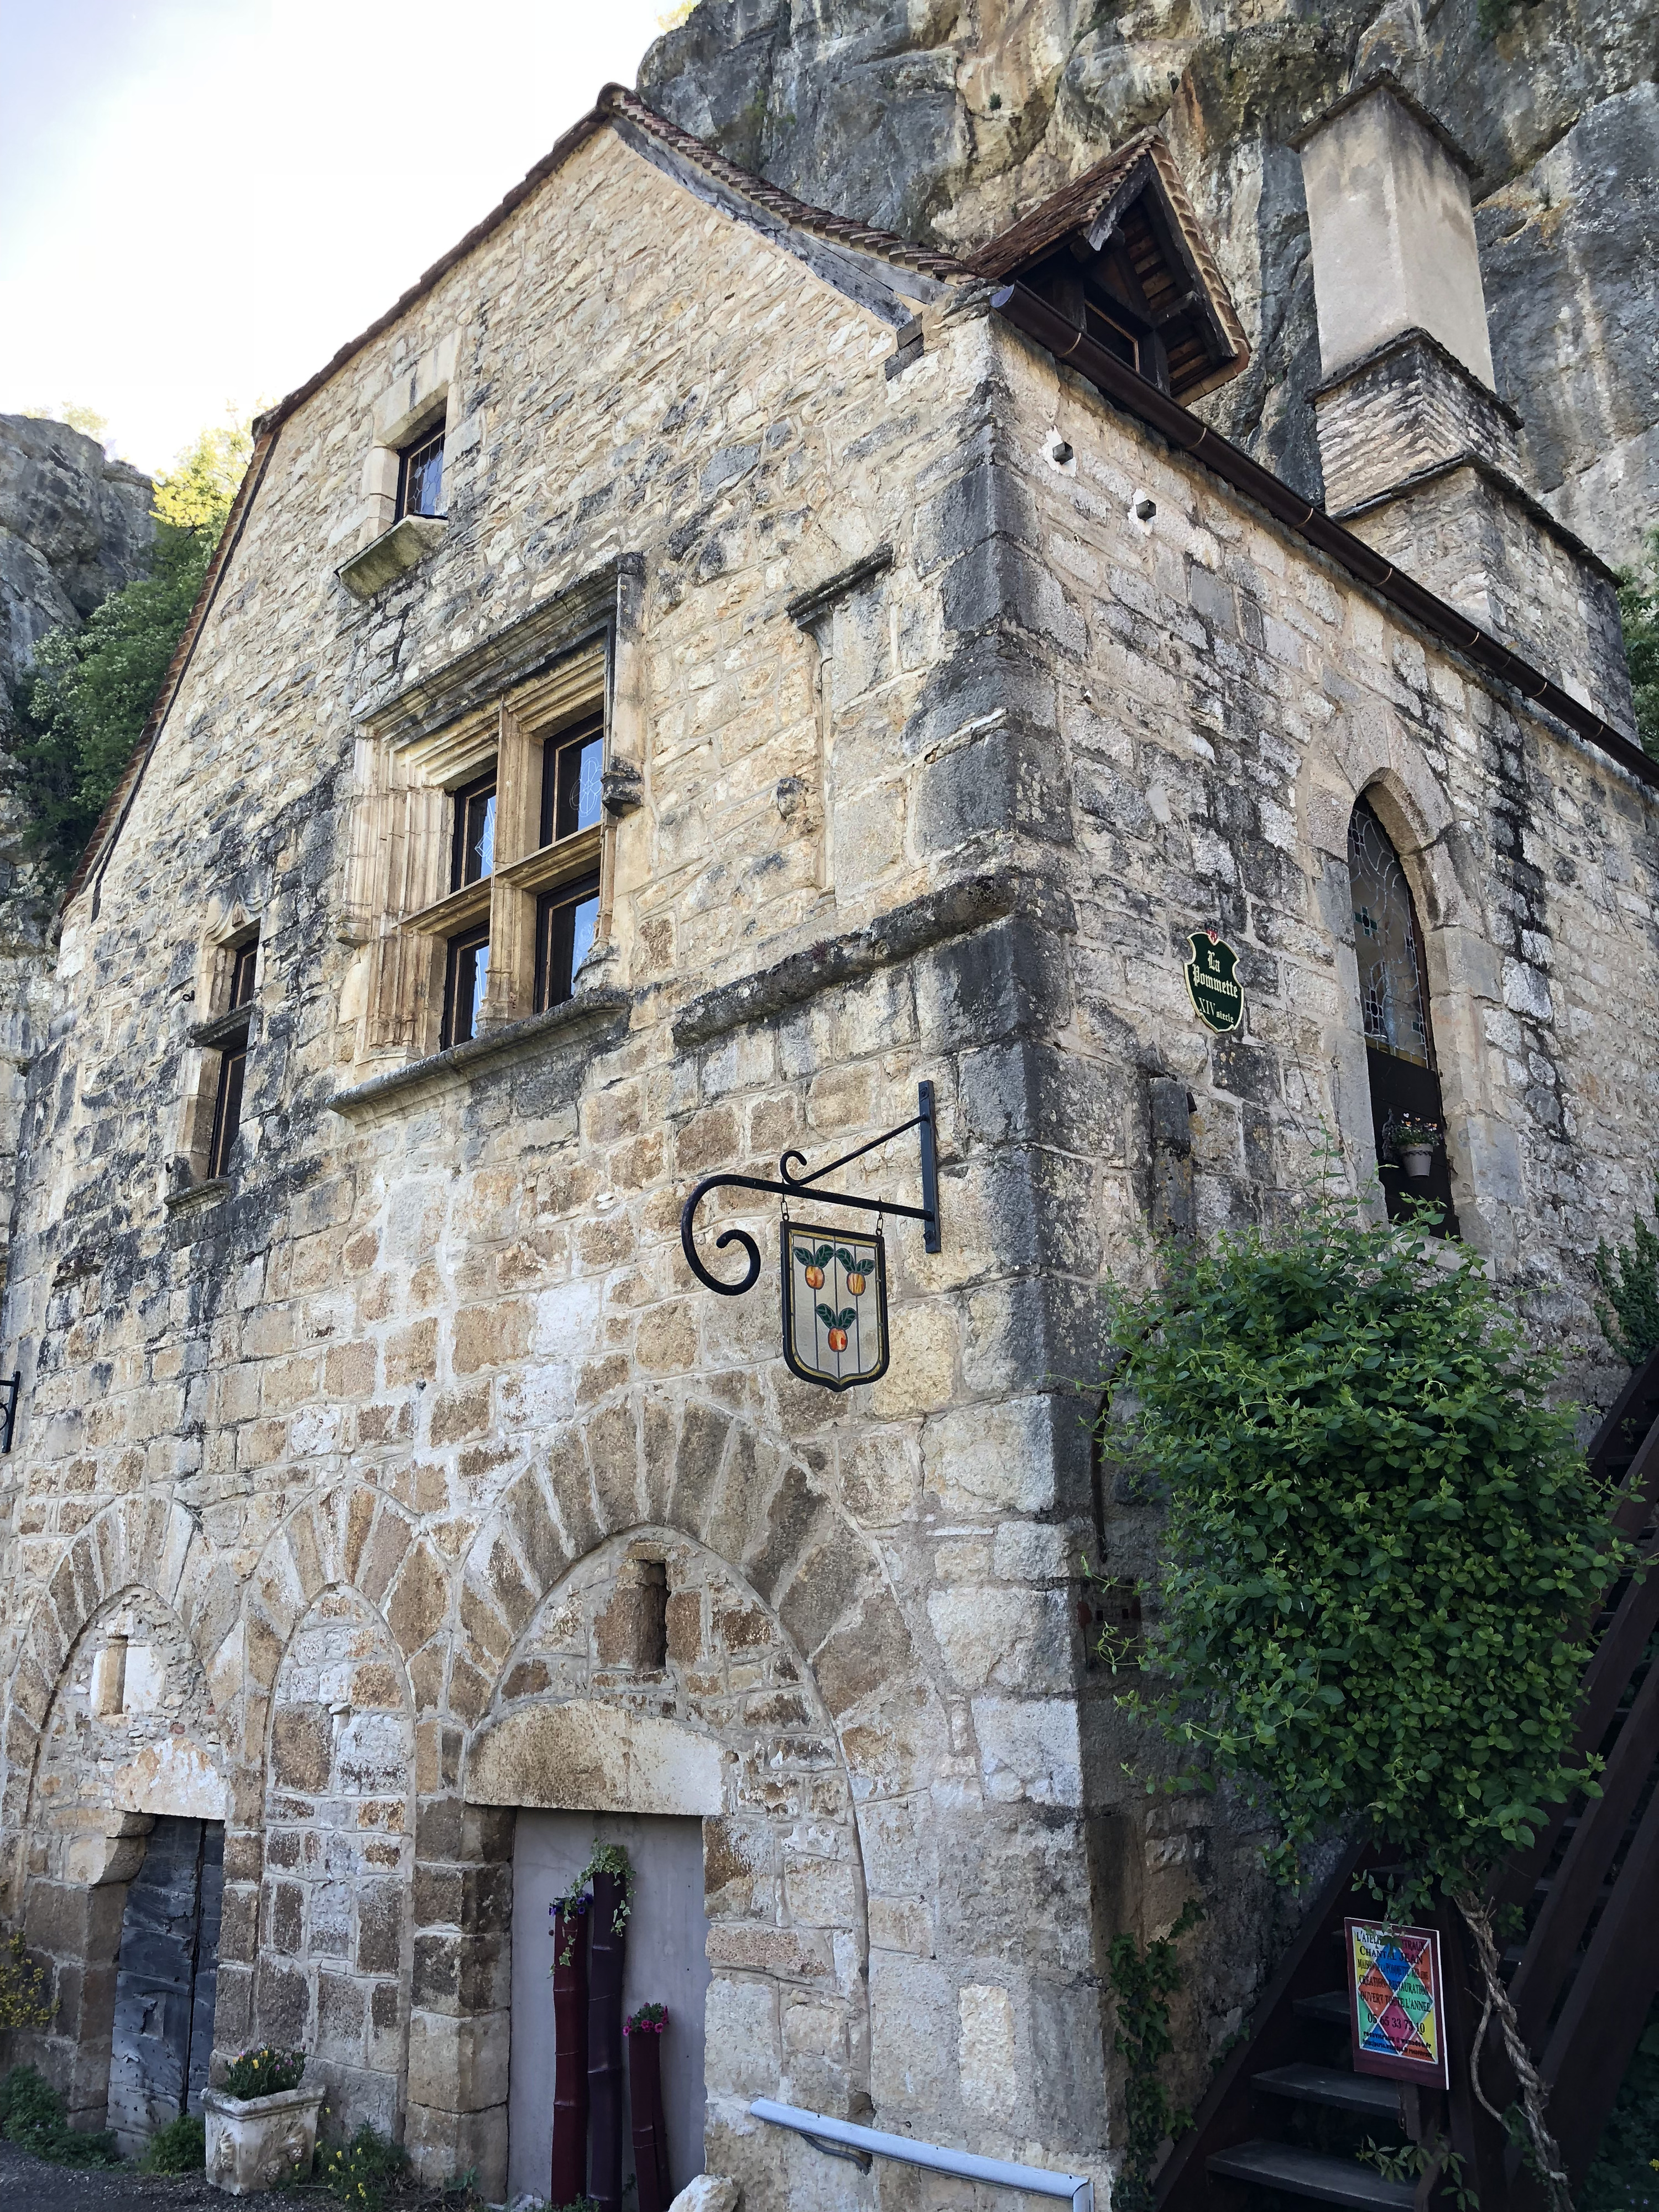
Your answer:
[1348,796,1458,1233]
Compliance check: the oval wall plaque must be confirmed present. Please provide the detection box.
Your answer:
[1185,930,1244,1033]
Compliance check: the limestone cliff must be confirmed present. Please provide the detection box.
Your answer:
[0,419,153,1290]
[639,0,1658,568]
[0,414,153,695]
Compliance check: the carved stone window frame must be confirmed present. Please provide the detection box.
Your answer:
[342,561,644,1070]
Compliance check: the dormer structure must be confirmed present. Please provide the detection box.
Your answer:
[967,129,1250,404]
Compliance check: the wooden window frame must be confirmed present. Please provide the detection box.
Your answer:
[440,921,492,1051]
[534,869,602,1013]
[348,639,614,1062]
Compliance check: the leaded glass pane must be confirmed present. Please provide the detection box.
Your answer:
[1348,800,1433,1069]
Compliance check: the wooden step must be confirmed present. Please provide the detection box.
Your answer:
[1207,2142,1416,2210]
[1293,1990,1350,2027]
[1252,2064,1401,2119]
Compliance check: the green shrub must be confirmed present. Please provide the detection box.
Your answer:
[0,2064,121,2166]
[0,1929,52,2030]
[138,2111,205,2172]
[1618,525,1659,762]
[220,2044,304,2098]
[317,2122,410,2209]
[1099,1182,1634,2203]
[1594,1173,1659,1368]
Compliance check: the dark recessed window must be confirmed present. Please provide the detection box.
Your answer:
[228,940,258,1010]
[535,873,600,1012]
[207,1045,247,1180]
[397,424,445,520]
[451,773,497,891]
[541,716,604,846]
[207,937,258,1180]
[441,924,491,1050]
[1084,300,1140,371]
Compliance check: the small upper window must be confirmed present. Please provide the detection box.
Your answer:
[451,772,497,890]
[398,424,445,520]
[228,940,258,1011]
[542,716,604,846]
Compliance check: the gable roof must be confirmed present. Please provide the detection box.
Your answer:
[966,129,1249,403]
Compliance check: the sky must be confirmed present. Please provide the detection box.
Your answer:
[0,0,679,475]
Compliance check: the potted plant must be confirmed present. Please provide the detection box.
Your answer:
[1390,1117,1442,1179]
[625,2003,672,2212]
[575,1844,634,2212]
[201,2046,323,2196]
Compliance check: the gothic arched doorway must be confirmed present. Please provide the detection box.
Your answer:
[1348,795,1458,1233]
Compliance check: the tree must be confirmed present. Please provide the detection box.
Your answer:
[1100,1185,1633,2209]
[5,418,251,885]
[1618,525,1659,761]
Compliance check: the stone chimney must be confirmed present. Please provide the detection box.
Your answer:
[1298,78,1633,733]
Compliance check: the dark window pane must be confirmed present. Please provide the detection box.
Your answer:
[1348,800,1433,1069]
[451,778,497,890]
[535,876,601,1011]
[442,928,491,1049]
[542,720,604,844]
[229,942,257,1009]
[208,1048,246,1180]
[399,429,445,519]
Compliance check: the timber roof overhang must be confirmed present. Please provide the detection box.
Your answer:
[965,130,1250,405]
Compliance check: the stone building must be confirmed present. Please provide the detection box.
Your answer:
[0,67,1651,2210]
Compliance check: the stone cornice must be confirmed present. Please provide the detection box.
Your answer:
[330,987,632,1120]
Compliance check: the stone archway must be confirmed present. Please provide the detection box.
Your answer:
[18,1581,229,2137]
[463,1528,873,2206]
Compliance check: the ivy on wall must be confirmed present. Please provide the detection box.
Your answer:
[1098,1182,1634,2204]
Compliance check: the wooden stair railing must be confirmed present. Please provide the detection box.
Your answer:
[1152,1342,1659,2212]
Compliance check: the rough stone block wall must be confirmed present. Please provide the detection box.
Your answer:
[0,112,1650,2210]
[1313,332,1521,513]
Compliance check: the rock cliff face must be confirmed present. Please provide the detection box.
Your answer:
[639,0,1658,568]
[0,419,153,1291]
[0,413,153,696]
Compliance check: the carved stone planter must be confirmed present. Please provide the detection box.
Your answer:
[202,2084,325,2195]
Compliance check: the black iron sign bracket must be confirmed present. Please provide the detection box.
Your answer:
[681,1080,941,1297]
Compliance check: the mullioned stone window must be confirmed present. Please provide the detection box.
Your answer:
[342,641,612,1064]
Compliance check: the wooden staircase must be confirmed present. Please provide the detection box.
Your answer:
[1156,1343,1659,2212]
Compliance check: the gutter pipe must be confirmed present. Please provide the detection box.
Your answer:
[988,281,1657,794]
[750,2096,1095,2212]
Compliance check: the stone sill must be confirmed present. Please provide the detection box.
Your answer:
[164,1178,230,1213]
[330,987,632,1119]
[190,1005,253,1050]
[337,514,446,600]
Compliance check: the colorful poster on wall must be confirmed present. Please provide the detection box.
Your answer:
[1345,1918,1450,2086]
[780,1222,889,1392]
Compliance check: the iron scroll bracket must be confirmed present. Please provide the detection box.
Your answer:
[681,1080,941,1297]
[0,1372,18,1455]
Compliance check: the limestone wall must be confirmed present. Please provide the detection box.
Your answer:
[0,111,1651,2208]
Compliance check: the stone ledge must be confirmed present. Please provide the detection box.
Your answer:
[164,1177,230,1213]
[337,514,447,601]
[329,987,632,1119]
[672,872,1034,1050]
[785,545,894,628]
[190,1005,253,1050]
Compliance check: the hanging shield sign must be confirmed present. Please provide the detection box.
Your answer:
[1185,930,1244,1034]
[781,1222,890,1392]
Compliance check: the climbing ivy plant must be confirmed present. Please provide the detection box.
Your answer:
[1098,1182,1633,2208]
[1593,1171,1659,1367]
[1107,1898,1204,2212]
